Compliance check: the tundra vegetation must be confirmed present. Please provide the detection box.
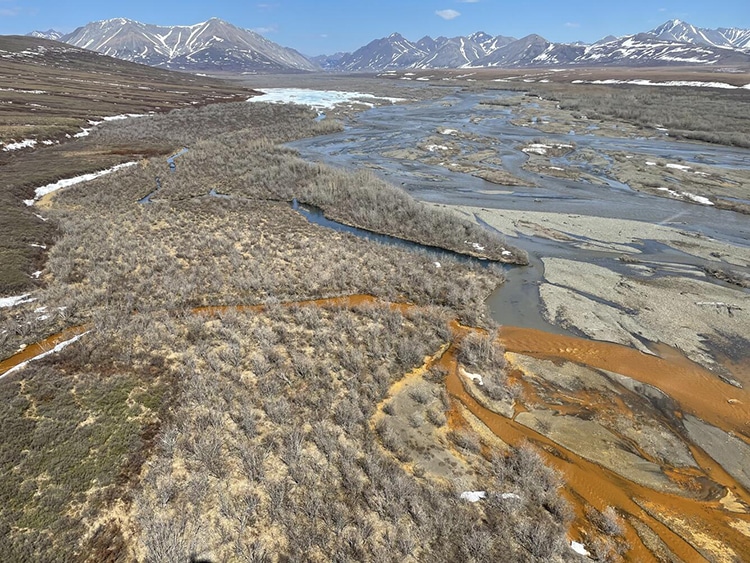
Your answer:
[0,100,592,561]
[476,79,750,148]
[0,34,256,295]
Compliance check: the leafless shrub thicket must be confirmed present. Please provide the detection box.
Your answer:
[88,100,527,264]
[131,304,579,562]
[458,331,520,402]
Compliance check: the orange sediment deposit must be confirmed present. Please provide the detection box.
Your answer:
[4,296,750,560]
[498,326,750,440]
[443,351,750,561]
[193,294,390,318]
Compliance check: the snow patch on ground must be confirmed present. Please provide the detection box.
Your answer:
[2,139,37,151]
[440,128,458,135]
[28,161,137,204]
[573,79,743,89]
[570,541,590,556]
[248,88,406,110]
[683,193,714,205]
[460,491,486,502]
[465,241,485,251]
[522,143,551,155]
[103,113,148,121]
[657,188,713,206]
[0,87,46,94]
[0,294,35,308]
[460,366,484,386]
[666,163,691,171]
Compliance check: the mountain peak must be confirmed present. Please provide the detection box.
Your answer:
[27,29,64,40]
[651,18,694,35]
[99,17,137,26]
[57,17,318,72]
[469,31,492,42]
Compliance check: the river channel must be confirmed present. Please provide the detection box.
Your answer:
[288,90,750,559]
[288,90,750,331]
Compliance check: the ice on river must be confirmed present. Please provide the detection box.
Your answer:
[247,88,405,110]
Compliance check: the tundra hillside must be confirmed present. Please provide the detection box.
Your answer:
[0,35,256,295]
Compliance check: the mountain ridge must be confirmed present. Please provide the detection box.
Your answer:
[26,18,750,73]
[322,19,750,71]
[30,17,318,73]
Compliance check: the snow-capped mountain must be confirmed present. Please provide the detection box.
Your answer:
[335,33,429,72]
[413,33,516,69]
[336,31,516,71]
[54,17,318,72]
[571,33,749,66]
[650,19,750,51]
[323,20,750,71]
[26,29,64,41]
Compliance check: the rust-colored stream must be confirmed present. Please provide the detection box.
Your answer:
[3,296,749,561]
[487,326,750,561]
[499,326,750,440]
[0,325,88,378]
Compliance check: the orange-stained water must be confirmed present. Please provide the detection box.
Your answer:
[0,325,88,377]
[499,326,750,441]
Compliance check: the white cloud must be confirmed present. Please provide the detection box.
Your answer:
[436,9,461,20]
[565,22,581,28]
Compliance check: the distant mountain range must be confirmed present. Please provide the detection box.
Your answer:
[331,20,750,71]
[28,18,750,73]
[30,18,317,73]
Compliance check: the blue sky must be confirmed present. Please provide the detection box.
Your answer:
[1,0,748,56]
